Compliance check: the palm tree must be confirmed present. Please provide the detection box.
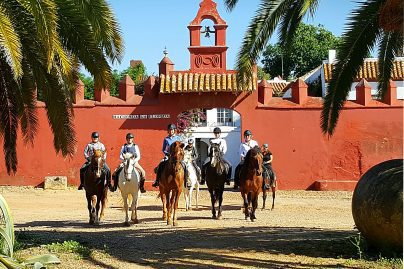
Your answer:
[0,0,124,174]
[224,0,403,135]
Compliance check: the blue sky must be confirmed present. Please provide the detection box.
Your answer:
[98,0,357,75]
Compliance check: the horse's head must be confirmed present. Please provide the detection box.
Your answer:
[91,149,105,178]
[246,146,263,176]
[123,152,136,180]
[183,148,192,164]
[209,143,223,168]
[169,141,185,172]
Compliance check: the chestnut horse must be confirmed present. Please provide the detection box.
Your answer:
[239,146,263,221]
[159,141,185,226]
[83,149,109,225]
[205,142,227,219]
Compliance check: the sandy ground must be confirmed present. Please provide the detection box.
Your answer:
[1,186,364,269]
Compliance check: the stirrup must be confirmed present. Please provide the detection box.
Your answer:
[78,184,84,190]
[152,180,159,187]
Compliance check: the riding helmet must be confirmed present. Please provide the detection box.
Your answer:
[167,123,177,130]
[91,132,99,138]
[244,130,252,136]
[263,143,268,149]
[126,133,134,139]
[188,138,194,144]
[213,127,221,134]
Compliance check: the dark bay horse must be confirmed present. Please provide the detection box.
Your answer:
[239,146,263,221]
[83,149,108,225]
[159,141,185,226]
[205,142,227,219]
[262,168,276,210]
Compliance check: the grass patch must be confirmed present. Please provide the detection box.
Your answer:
[46,240,91,259]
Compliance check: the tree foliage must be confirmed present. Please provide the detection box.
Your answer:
[261,24,340,79]
[0,0,123,174]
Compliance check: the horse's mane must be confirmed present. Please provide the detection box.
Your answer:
[245,146,262,168]
[93,149,104,158]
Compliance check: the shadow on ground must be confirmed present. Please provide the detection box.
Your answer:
[15,221,358,269]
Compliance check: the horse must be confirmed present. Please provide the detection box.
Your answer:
[205,142,227,219]
[183,149,199,211]
[239,146,263,221]
[83,149,109,225]
[118,152,141,226]
[159,141,185,226]
[262,169,276,210]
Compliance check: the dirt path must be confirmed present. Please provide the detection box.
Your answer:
[1,187,364,268]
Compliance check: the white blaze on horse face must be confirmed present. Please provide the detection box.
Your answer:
[96,157,102,178]
[124,153,135,180]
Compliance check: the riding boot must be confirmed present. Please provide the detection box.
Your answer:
[200,163,206,185]
[139,176,146,193]
[225,165,232,185]
[78,169,84,190]
[152,167,161,188]
[106,170,114,192]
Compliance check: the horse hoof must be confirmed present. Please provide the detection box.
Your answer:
[124,221,131,227]
[216,215,223,220]
[211,215,216,219]
[167,220,172,225]
[89,220,94,225]
[162,216,167,221]
[173,221,178,226]
[132,219,139,224]
[94,221,100,226]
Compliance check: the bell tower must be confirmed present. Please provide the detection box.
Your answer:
[188,0,228,72]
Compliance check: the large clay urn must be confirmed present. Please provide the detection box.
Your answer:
[352,159,403,253]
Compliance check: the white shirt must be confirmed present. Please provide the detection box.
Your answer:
[239,139,259,159]
[84,141,106,160]
[209,137,227,154]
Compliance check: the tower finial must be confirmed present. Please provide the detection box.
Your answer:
[163,47,168,57]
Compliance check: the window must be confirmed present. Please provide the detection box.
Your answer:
[217,108,233,126]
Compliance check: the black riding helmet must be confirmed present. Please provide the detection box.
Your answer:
[91,132,99,138]
[167,123,176,130]
[126,133,134,139]
[244,130,252,136]
[213,127,221,134]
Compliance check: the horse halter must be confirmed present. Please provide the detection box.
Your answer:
[123,154,136,180]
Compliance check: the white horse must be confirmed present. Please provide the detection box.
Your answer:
[118,152,140,226]
[183,150,199,211]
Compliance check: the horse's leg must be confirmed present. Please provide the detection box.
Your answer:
[250,192,259,222]
[216,187,224,220]
[94,195,101,225]
[262,187,267,210]
[99,188,108,221]
[210,190,216,219]
[131,191,139,224]
[173,189,181,226]
[188,185,194,211]
[160,190,167,221]
[167,191,175,225]
[122,193,130,226]
[242,192,249,220]
[86,194,95,225]
[271,186,276,210]
[183,188,189,211]
[195,181,199,209]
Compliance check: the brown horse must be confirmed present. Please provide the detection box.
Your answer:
[239,146,263,221]
[205,142,227,219]
[262,169,276,210]
[83,149,108,225]
[159,141,185,226]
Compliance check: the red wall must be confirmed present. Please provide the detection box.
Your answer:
[0,81,402,190]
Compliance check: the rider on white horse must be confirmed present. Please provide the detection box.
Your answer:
[78,132,112,191]
[233,129,259,190]
[112,133,146,193]
[184,138,201,182]
[201,127,232,185]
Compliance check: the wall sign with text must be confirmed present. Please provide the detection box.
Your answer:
[112,114,171,120]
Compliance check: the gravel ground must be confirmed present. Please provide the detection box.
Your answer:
[1,186,384,269]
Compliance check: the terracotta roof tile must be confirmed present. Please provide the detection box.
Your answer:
[159,72,257,93]
[323,59,404,82]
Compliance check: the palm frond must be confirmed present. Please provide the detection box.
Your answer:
[235,0,293,86]
[0,4,22,79]
[377,31,403,99]
[70,0,124,63]
[224,0,239,11]
[321,0,383,136]
[0,57,19,174]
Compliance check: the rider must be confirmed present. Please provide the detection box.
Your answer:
[78,132,112,191]
[262,143,276,189]
[184,137,201,182]
[233,130,259,190]
[201,127,232,185]
[111,133,146,193]
[152,123,188,187]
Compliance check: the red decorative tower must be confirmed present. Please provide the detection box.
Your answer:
[188,0,228,72]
